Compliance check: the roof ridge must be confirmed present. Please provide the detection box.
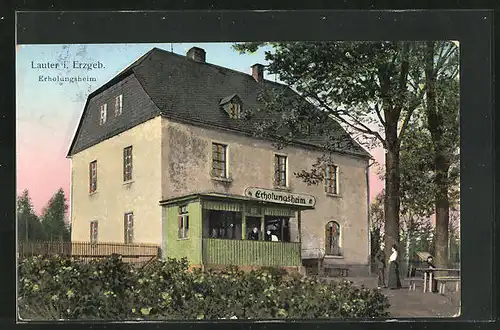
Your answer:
[147,46,287,88]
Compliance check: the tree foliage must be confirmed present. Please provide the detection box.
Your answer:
[399,77,459,217]
[234,41,429,259]
[398,41,459,267]
[17,189,45,241]
[40,188,71,241]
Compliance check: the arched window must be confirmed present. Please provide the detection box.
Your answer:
[325,221,341,256]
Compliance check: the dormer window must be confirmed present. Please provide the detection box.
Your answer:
[115,94,123,116]
[299,122,311,135]
[99,104,107,125]
[220,94,243,119]
[228,103,241,119]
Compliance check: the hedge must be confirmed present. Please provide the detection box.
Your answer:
[18,254,390,320]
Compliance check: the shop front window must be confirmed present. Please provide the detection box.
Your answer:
[207,210,242,240]
[264,216,291,242]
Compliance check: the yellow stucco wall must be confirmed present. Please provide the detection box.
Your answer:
[70,114,369,267]
[161,118,370,266]
[70,117,163,245]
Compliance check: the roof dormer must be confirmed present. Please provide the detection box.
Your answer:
[219,94,243,119]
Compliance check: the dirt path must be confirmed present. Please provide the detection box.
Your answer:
[322,276,460,318]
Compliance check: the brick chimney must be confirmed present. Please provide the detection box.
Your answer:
[186,47,206,63]
[251,63,265,82]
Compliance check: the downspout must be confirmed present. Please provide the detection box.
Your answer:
[366,158,376,275]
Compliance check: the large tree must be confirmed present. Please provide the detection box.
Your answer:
[398,41,459,267]
[17,189,45,241]
[423,41,460,267]
[233,41,427,258]
[40,188,71,241]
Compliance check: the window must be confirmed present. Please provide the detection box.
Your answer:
[90,221,98,243]
[100,104,107,125]
[265,216,291,242]
[274,155,287,187]
[228,103,241,119]
[299,122,311,135]
[89,160,97,193]
[178,205,189,239]
[124,212,134,244]
[115,94,123,116]
[325,164,339,195]
[207,210,241,240]
[220,95,242,119]
[211,143,227,178]
[325,221,341,256]
[123,146,133,182]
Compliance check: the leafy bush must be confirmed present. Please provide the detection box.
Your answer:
[18,255,390,320]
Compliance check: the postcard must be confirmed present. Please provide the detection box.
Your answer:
[16,41,461,321]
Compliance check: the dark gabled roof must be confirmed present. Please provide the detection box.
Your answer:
[219,94,240,105]
[67,47,370,159]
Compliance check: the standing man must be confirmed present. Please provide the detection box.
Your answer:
[425,255,438,293]
[375,242,387,289]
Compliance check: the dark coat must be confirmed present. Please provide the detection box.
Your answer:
[425,260,438,292]
[387,260,402,289]
[247,231,259,241]
[375,250,386,269]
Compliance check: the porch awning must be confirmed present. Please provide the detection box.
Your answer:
[159,191,316,211]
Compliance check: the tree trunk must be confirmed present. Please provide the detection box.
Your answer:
[405,212,412,276]
[384,124,401,264]
[425,40,451,268]
[434,156,450,268]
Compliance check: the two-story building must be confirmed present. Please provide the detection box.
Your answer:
[67,46,372,275]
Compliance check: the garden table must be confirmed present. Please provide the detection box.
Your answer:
[416,268,460,293]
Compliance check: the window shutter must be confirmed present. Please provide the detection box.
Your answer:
[274,156,279,184]
[124,215,127,242]
[324,169,328,193]
[178,215,182,229]
[123,148,127,181]
[130,149,133,178]
[89,163,92,192]
[129,215,134,243]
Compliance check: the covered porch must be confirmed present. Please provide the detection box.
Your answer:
[160,190,315,268]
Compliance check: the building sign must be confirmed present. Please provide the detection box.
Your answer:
[244,187,316,207]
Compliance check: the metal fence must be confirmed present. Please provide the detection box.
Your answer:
[18,240,161,265]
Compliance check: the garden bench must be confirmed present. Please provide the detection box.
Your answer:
[322,265,349,277]
[435,276,460,294]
